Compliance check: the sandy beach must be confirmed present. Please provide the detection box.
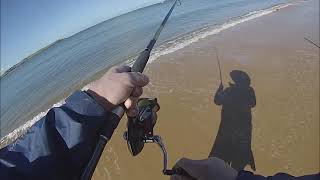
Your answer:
[92,0,319,179]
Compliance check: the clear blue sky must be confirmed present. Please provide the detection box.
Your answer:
[0,0,163,72]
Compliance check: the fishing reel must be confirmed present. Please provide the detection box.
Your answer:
[123,98,185,175]
[123,98,159,156]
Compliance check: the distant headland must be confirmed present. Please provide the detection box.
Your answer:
[0,38,64,79]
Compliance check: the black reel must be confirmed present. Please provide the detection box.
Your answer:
[123,98,160,156]
[123,98,194,178]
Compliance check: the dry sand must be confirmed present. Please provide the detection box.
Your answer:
[93,0,319,179]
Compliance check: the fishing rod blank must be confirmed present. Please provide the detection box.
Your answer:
[132,0,179,73]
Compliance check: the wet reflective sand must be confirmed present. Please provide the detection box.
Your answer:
[93,1,319,179]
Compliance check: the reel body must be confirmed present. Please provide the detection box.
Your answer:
[123,98,178,175]
[123,98,159,156]
[123,98,194,178]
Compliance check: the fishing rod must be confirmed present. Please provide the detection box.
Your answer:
[81,1,188,179]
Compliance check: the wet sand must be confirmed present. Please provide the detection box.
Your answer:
[93,0,319,179]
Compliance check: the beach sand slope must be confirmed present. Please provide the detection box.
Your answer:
[93,0,319,179]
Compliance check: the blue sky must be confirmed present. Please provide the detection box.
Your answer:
[0,0,163,72]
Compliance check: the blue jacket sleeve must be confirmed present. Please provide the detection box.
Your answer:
[0,91,121,180]
[237,170,319,180]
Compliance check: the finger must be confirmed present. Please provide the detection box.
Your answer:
[124,97,138,110]
[120,72,149,87]
[126,97,139,117]
[109,65,131,73]
[132,87,143,97]
[126,107,139,117]
[174,158,209,179]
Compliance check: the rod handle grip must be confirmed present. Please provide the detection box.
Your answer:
[132,50,150,73]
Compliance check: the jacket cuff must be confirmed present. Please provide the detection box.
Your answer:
[64,90,107,117]
[64,90,122,139]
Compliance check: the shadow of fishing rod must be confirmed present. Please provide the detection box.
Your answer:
[215,47,223,84]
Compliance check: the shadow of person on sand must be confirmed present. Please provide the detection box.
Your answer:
[209,70,256,171]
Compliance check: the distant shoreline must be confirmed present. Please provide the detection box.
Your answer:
[0,38,64,78]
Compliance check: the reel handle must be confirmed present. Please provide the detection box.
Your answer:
[152,136,195,179]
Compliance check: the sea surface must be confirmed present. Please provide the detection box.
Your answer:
[1,0,291,143]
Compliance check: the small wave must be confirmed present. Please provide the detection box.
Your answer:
[0,2,296,147]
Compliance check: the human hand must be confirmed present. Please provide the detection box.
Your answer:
[89,66,149,117]
[170,157,237,180]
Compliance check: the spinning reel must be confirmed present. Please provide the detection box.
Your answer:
[123,98,185,175]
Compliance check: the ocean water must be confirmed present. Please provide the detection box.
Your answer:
[0,0,291,141]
